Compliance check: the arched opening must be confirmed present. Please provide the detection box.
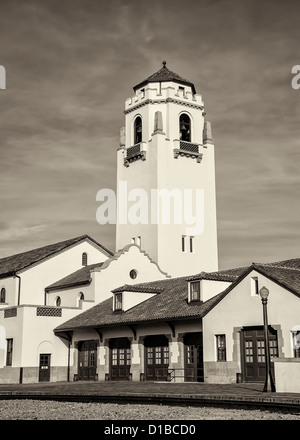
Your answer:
[179,113,191,142]
[55,296,61,307]
[0,287,6,303]
[82,252,88,266]
[134,116,142,144]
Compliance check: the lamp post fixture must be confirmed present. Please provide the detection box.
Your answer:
[259,286,276,392]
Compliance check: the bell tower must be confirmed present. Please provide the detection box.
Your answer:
[116,62,218,277]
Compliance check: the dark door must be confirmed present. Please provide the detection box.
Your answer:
[78,340,97,380]
[145,335,169,381]
[39,354,51,382]
[241,326,278,382]
[184,332,204,382]
[110,338,131,381]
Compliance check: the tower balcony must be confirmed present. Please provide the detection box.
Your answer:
[173,140,203,163]
[124,142,147,167]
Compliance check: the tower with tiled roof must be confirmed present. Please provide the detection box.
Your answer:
[116,62,218,276]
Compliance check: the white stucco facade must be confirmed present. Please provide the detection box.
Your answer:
[116,73,218,277]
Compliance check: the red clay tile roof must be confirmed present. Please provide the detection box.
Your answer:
[0,235,112,279]
[133,62,196,94]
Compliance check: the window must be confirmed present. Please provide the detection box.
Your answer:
[182,235,186,252]
[82,252,88,266]
[190,236,194,253]
[6,339,13,366]
[134,116,142,144]
[0,287,6,303]
[292,330,300,358]
[190,281,200,302]
[129,269,138,280]
[179,114,191,142]
[79,292,84,301]
[251,277,259,295]
[114,293,122,311]
[56,296,61,307]
[216,335,226,361]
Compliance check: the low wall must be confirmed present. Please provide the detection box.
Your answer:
[274,358,300,393]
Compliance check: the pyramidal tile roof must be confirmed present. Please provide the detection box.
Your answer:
[0,235,113,279]
[133,61,196,94]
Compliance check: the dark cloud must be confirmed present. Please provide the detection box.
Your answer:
[0,0,299,269]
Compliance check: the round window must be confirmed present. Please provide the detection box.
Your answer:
[130,269,138,279]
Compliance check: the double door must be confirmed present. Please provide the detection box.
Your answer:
[184,332,204,382]
[78,340,97,380]
[110,338,131,381]
[241,326,278,382]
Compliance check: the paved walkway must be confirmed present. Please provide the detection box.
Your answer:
[0,381,300,411]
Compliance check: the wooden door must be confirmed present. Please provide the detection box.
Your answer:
[184,332,204,382]
[241,326,278,382]
[110,338,131,381]
[39,354,51,382]
[145,335,169,381]
[78,340,97,380]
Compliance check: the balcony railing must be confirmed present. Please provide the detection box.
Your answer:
[124,143,147,167]
[179,141,199,153]
[173,140,203,163]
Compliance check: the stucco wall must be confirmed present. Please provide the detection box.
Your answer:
[203,270,300,383]
[274,358,300,393]
[18,240,110,306]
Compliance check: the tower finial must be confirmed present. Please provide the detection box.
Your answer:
[162,60,166,68]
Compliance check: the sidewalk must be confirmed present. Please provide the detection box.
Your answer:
[0,381,300,411]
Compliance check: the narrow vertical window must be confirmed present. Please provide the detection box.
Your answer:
[114,293,122,311]
[134,116,142,144]
[56,296,61,307]
[190,236,194,253]
[182,235,185,252]
[6,339,13,366]
[190,281,200,301]
[82,252,88,266]
[251,277,259,295]
[216,335,226,361]
[0,287,6,303]
[179,114,191,142]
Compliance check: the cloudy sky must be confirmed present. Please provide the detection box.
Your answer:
[0,0,299,270]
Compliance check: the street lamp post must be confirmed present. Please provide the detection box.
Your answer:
[259,286,276,392]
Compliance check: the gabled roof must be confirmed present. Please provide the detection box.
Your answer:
[133,61,196,95]
[111,284,165,294]
[187,266,247,282]
[0,235,113,279]
[55,257,300,333]
[46,262,104,292]
[55,275,222,332]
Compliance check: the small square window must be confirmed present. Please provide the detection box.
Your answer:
[190,281,200,302]
[216,335,226,361]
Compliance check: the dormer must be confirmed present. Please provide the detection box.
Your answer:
[112,284,164,312]
[187,273,236,304]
